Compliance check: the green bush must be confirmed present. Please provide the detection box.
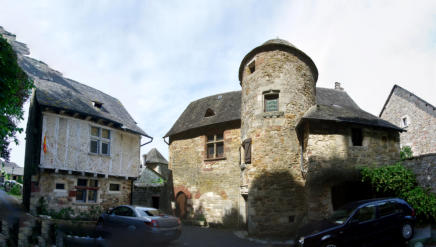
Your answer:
[9,184,22,195]
[361,163,436,223]
[400,146,413,160]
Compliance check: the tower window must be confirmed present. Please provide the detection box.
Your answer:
[206,133,224,159]
[401,116,409,128]
[248,60,255,73]
[351,128,363,146]
[264,93,279,112]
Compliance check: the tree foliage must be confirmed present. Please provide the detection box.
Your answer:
[361,163,436,223]
[400,145,413,160]
[0,35,34,160]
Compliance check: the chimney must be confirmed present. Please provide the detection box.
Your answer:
[335,82,343,91]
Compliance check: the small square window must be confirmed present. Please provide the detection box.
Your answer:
[76,189,86,202]
[55,183,65,190]
[102,129,110,139]
[91,127,100,137]
[109,184,120,191]
[77,179,87,187]
[264,94,279,112]
[216,142,224,157]
[90,140,99,153]
[207,143,215,159]
[89,179,98,187]
[101,142,110,155]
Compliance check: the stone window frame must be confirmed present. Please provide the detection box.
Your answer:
[400,115,410,128]
[263,90,280,113]
[89,125,111,156]
[205,132,225,160]
[75,178,100,204]
[108,182,121,194]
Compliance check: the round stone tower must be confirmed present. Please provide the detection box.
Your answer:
[239,39,318,236]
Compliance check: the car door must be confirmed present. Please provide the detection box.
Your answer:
[377,201,401,239]
[343,204,381,246]
[105,207,124,230]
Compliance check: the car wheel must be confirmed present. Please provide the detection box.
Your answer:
[323,241,339,247]
[401,223,414,241]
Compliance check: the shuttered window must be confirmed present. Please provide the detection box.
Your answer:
[243,138,252,164]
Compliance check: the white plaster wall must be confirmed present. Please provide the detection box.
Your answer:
[40,112,140,177]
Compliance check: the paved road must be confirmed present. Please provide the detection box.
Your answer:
[164,225,271,247]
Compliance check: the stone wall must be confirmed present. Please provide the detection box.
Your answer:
[40,112,140,178]
[305,122,401,219]
[240,49,316,237]
[30,171,131,214]
[380,88,436,155]
[403,153,436,194]
[169,126,241,226]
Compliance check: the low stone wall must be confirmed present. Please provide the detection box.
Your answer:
[0,214,97,247]
[403,153,436,194]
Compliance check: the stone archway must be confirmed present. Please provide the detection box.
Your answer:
[175,192,187,219]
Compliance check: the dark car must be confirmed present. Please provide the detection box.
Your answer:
[296,198,416,247]
[96,205,181,245]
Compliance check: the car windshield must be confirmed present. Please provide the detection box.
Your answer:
[136,209,164,217]
[328,206,355,225]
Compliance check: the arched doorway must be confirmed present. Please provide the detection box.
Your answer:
[175,192,187,219]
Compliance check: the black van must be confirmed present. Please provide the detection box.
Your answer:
[296,198,416,247]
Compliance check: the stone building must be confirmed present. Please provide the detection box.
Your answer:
[0,27,152,214]
[166,39,403,236]
[132,148,174,214]
[380,84,436,156]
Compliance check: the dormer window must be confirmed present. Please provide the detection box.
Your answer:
[92,101,103,109]
[205,108,215,117]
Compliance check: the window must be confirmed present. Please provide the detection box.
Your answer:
[109,183,120,192]
[263,90,279,112]
[92,101,103,109]
[113,206,135,217]
[354,205,376,222]
[76,178,99,203]
[242,138,252,164]
[248,60,255,73]
[401,116,409,128]
[351,128,363,146]
[206,133,224,159]
[90,126,111,155]
[378,202,396,217]
[205,108,215,117]
[55,183,65,190]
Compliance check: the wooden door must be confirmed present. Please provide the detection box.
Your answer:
[175,192,187,219]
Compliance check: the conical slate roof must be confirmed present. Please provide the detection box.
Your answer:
[145,148,168,165]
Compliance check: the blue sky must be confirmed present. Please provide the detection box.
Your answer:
[1,0,435,166]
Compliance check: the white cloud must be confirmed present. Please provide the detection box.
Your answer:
[2,0,435,166]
